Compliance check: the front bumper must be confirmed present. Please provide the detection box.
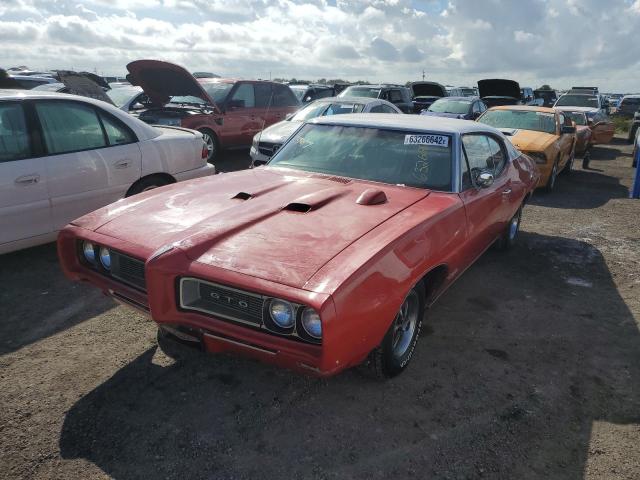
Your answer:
[249,145,270,163]
[57,226,350,377]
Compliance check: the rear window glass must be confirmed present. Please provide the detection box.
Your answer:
[479,110,557,134]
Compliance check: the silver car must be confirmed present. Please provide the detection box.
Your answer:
[250,96,402,164]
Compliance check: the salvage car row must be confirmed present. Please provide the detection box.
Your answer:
[0,59,626,379]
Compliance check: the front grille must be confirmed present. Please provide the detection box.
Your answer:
[258,141,281,157]
[180,278,264,326]
[111,252,146,291]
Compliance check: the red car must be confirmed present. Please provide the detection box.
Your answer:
[58,115,539,378]
[126,60,300,162]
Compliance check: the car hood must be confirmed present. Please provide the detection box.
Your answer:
[410,82,446,98]
[55,71,114,105]
[126,59,216,108]
[421,111,466,119]
[257,120,301,144]
[501,129,557,151]
[478,79,521,100]
[75,168,430,289]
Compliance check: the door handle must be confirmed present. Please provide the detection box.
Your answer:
[114,159,131,169]
[15,174,40,185]
[502,188,512,195]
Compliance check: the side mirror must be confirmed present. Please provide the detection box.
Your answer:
[475,171,494,188]
[561,125,576,134]
[130,102,145,111]
[252,159,268,168]
[304,96,312,102]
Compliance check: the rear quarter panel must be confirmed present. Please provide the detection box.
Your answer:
[305,193,468,368]
[139,128,206,176]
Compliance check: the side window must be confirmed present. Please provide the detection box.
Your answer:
[479,101,487,112]
[317,89,334,99]
[389,90,403,103]
[472,102,481,114]
[272,84,299,107]
[230,83,255,108]
[35,101,106,155]
[486,136,506,176]
[0,103,31,162]
[254,83,272,108]
[382,104,398,113]
[369,104,384,113]
[462,134,493,183]
[98,112,136,146]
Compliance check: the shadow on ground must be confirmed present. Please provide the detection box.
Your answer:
[59,233,640,479]
[0,243,114,355]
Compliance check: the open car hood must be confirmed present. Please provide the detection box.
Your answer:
[55,71,114,105]
[126,59,215,108]
[478,79,521,100]
[410,82,446,99]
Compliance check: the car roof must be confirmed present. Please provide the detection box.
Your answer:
[437,96,477,101]
[344,84,405,89]
[554,106,599,112]
[308,113,502,135]
[622,94,640,99]
[490,105,556,113]
[311,96,388,104]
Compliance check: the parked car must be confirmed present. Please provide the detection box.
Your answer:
[288,84,335,103]
[0,90,214,254]
[554,109,592,157]
[632,126,639,168]
[409,81,446,112]
[534,89,558,108]
[478,106,576,191]
[57,114,539,378]
[420,96,487,120]
[5,75,57,89]
[126,60,300,162]
[555,106,614,146]
[520,87,535,104]
[192,72,219,79]
[457,86,477,97]
[616,95,640,117]
[105,85,150,113]
[554,92,607,114]
[337,84,414,113]
[477,79,522,107]
[628,111,640,144]
[31,71,115,105]
[250,96,402,164]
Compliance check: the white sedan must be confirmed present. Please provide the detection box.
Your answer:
[0,89,215,254]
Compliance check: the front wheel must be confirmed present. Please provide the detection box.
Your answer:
[545,159,559,192]
[367,282,425,378]
[561,145,575,175]
[496,206,522,251]
[199,129,219,163]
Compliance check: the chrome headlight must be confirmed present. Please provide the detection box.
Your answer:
[82,241,96,264]
[99,246,111,270]
[528,152,547,164]
[252,133,260,147]
[301,307,322,339]
[269,299,295,328]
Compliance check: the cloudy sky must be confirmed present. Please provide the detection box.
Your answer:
[1,0,639,92]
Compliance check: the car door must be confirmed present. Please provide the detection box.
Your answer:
[0,101,52,249]
[34,100,142,231]
[220,82,263,147]
[591,112,615,144]
[269,83,300,125]
[458,134,512,261]
[556,112,573,168]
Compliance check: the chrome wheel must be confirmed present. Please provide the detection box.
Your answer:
[201,131,216,161]
[392,290,419,358]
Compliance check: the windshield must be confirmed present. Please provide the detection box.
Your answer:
[290,87,308,101]
[555,94,599,108]
[291,102,365,121]
[339,87,380,99]
[106,86,142,107]
[269,124,452,190]
[460,88,475,96]
[170,82,233,105]
[562,112,587,126]
[428,99,471,114]
[479,110,557,134]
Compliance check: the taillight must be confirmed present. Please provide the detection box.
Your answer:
[202,144,208,159]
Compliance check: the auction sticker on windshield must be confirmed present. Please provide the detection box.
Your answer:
[404,134,449,147]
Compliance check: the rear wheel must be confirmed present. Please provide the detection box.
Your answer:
[366,282,425,378]
[545,159,559,192]
[199,128,219,163]
[496,206,522,251]
[126,175,171,197]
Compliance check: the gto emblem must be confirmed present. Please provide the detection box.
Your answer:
[209,292,248,308]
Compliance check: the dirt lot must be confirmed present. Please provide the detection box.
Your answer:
[1,141,639,480]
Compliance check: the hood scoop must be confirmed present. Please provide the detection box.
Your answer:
[356,188,387,206]
[283,187,347,213]
[232,191,252,200]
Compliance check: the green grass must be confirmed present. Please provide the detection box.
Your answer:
[612,116,632,134]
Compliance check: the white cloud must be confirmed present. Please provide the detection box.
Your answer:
[0,0,638,91]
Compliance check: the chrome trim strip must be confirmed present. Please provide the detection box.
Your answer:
[203,332,277,355]
[109,290,150,315]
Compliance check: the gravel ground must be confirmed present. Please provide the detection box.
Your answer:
[1,142,639,480]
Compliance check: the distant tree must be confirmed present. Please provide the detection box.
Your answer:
[538,84,553,90]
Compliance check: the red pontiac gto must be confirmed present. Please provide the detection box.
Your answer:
[58,115,539,378]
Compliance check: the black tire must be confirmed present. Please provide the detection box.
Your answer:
[544,159,559,192]
[199,128,219,163]
[496,206,522,251]
[126,175,171,197]
[366,281,425,378]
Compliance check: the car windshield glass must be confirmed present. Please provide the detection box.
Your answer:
[622,98,640,106]
[555,95,599,108]
[290,88,307,101]
[291,102,365,121]
[340,87,380,98]
[563,112,587,126]
[269,124,453,190]
[479,110,557,134]
[106,86,142,107]
[460,88,475,96]
[170,82,232,105]
[428,99,471,114]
